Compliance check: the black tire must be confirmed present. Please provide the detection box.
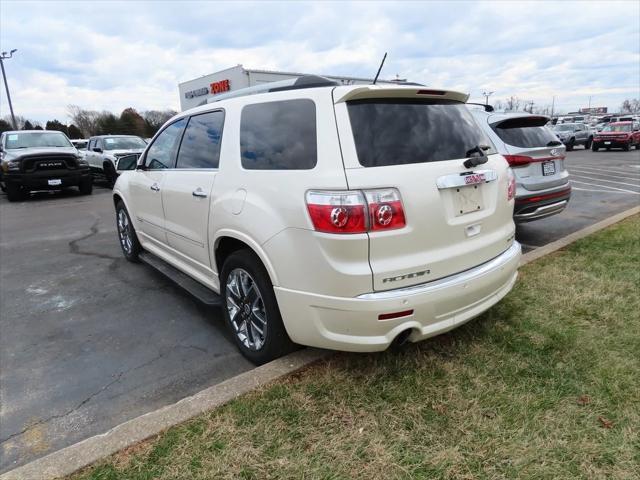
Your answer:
[566,138,575,151]
[585,137,592,149]
[606,147,611,151]
[623,143,630,152]
[115,201,141,262]
[6,183,24,202]
[220,249,296,365]
[104,162,118,188]
[79,177,93,195]
[592,144,599,152]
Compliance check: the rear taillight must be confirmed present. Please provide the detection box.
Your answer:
[503,154,533,166]
[306,188,406,234]
[507,168,516,201]
[363,188,406,231]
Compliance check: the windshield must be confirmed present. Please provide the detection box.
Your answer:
[103,137,147,150]
[553,125,575,131]
[602,124,631,132]
[4,132,72,149]
[347,100,495,167]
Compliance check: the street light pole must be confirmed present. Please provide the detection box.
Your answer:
[0,49,18,130]
[482,90,494,106]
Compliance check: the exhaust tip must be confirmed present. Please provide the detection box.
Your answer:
[391,329,413,348]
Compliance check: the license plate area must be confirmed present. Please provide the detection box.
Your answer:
[542,161,556,176]
[48,179,62,186]
[604,141,611,145]
[453,184,483,216]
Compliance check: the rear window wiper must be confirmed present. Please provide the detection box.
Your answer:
[464,145,490,168]
[547,140,562,146]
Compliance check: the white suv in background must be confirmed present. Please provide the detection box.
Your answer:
[113,77,521,364]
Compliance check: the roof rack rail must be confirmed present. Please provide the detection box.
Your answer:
[206,75,339,104]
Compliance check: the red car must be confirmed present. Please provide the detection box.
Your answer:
[592,121,640,151]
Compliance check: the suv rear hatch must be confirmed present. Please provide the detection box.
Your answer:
[333,86,516,292]
[489,116,567,192]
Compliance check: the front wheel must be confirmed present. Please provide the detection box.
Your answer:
[592,144,599,152]
[104,162,118,188]
[6,183,24,202]
[221,250,295,365]
[566,139,575,151]
[116,201,141,261]
[623,143,630,152]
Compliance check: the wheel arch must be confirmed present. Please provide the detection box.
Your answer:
[214,231,279,287]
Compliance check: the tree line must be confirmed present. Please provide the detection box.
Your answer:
[0,106,178,139]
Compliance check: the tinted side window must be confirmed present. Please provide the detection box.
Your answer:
[240,99,317,170]
[348,100,495,167]
[145,119,187,169]
[176,111,224,169]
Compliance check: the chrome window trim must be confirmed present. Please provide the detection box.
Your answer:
[436,169,498,189]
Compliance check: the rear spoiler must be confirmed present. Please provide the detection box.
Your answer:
[334,85,469,104]
[491,116,551,129]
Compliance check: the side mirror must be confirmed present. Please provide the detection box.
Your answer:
[116,153,140,172]
[93,147,103,153]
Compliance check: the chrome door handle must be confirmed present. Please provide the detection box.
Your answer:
[150,183,160,192]
[192,188,207,198]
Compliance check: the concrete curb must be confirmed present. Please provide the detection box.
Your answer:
[1,348,330,480]
[4,206,638,480]
[520,206,639,265]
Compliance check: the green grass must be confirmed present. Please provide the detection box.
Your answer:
[72,216,640,480]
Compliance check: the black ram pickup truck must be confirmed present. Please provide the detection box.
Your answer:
[0,130,92,202]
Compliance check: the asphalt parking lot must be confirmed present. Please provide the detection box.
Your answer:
[1,148,638,473]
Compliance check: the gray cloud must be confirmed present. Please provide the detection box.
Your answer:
[1,0,638,123]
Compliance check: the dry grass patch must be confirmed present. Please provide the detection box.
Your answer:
[72,216,640,480]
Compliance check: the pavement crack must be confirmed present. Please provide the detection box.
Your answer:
[68,217,119,261]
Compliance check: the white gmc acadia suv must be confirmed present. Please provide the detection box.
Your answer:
[113,76,522,364]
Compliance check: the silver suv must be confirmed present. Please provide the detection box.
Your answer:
[472,110,570,222]
[552,123,593,151]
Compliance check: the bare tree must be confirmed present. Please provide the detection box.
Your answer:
[67,105,100,137]
[3,114,28,129]
[505,96,521,111]
[620,99,640,114]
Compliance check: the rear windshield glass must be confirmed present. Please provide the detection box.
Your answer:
[493,120,558,148]
[347,100,494,167]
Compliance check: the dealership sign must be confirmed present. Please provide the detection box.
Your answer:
[185,79,231,99]
[579,107,607,114]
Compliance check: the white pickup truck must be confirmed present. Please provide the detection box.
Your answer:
[84,135,147,186]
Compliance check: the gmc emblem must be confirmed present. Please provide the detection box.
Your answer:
[464,173,486,185]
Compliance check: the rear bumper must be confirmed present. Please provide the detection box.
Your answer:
[3,169,91,190]
[514,185,571,222]
[274,241,521,352]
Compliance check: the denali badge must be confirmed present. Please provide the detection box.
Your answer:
[383,269,430,283]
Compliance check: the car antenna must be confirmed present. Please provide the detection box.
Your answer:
[372,52,387,85]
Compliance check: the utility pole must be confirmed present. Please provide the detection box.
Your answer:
[482,90,494,106]
[551,96,555,117]
[0,49,18,129]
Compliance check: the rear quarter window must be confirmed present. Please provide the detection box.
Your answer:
[491,118,558,148]
[347,99,494,167]
[240,99,317,170]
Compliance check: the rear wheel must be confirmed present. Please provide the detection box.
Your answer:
[221,250,295,365]
[116,201,141,262]
[6,183,24,202]
[79,177,93,195]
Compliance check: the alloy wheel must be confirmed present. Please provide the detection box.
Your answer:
[225,268,267,351]
[117,209,133,254]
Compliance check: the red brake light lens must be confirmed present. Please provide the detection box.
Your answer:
[507,168,516,201]
[306,189,406,234]
[306,191,367,233]
[503,154,533,166]
[363,188,406,231]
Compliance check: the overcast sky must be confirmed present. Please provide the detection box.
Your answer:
[1,0,639,124]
